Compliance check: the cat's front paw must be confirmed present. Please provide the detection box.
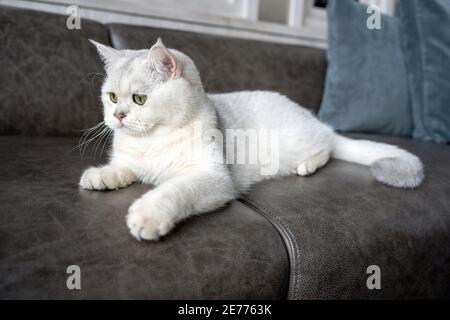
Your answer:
[126,198,175,241]
[79,166,135,190]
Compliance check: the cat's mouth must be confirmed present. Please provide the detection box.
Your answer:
[118,122,149,136]
[109,122,124,130]
[108,118,150,135]
[107,121,129,132]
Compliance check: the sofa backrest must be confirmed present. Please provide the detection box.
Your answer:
[0,6,108,136]
[0,6,327,136]
[108,24,327,114]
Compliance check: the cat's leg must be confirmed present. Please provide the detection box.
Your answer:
[296,150,330,177]
[126,169,235,241]
[79,165,136,190]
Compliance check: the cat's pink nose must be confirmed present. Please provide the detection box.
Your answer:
[114,112,127,121]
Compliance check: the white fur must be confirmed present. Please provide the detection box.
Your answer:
[80,40,424,241]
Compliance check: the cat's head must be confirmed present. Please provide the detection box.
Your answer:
[91,38,202,136]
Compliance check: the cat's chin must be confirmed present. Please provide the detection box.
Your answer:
[116,125,152,137]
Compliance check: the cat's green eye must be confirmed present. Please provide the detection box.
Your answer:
[132,94,147,106]
[109,92,118,103]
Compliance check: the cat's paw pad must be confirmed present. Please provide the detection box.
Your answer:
[296,151,330,177]
[79,167,135,190]
[80,167,109,190]
[126,199,175,241]
[296,162,318,176]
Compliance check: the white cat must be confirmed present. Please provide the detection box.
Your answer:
[80,38,424,241]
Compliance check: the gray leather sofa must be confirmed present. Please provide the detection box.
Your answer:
[1,6,449,299]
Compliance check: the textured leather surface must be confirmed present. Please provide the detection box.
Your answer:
[242,134,450,299]
[0,136,289,299]
[0,6,108,136]
[2,5,450,300]
[108,24,327,113]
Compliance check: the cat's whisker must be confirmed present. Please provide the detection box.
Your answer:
[92,127,108,153]
[77,124,106,156]
[100,129,114,157]
[129,123,147,137]
[93,127,112,158]
[79,125,104,153]
[67,122,106,155]
[72,121,105,132]
[90,127,110,159]
[78,126,109,159]
[76,121,105,145]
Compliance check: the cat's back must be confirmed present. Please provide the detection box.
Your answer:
[207,90,315,130]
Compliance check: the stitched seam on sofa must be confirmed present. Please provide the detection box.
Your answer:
[239,198,299,300]
[239,197,300,300]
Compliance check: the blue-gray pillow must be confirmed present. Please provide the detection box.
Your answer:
[319,0,413,137]
[397,0,450,144]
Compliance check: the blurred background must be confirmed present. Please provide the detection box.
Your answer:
[1,0,396,48]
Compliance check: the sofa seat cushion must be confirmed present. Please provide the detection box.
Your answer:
[241,134,450,299]
[0,136,289,299]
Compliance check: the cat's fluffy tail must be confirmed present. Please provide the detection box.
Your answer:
[332,134,424,188]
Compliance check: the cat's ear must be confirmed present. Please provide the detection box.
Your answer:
[89,39,121,65]
[149,38,181,79]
